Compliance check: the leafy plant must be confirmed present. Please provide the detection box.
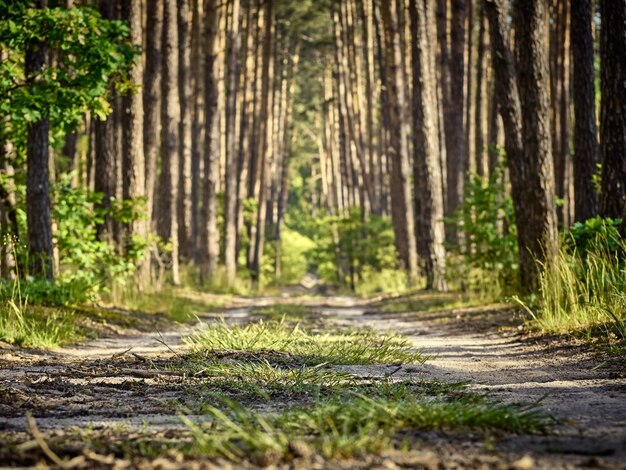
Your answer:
[446,162,518,295]
[307,209,403,292]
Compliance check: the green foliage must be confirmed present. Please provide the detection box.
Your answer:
[183,387,549,461]
[262,227,316,285]
[446,163,518,296]
[0,3,137,147]
[564,216,623,257]
[0,174,146,305]
[518,228,626,340]
[0,274,80,347]
[53,175,145,301]
[307,209,403,291]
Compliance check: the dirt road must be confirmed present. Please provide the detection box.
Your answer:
[0,295,624,469]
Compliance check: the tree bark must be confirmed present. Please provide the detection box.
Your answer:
[25,0,53,279]
[571,0,599,222]
[223,0,242,283]
[177,0,193,258]
[160,0,181,284]
[380,0,419,282]
[599,0,626,220]
[200,0,220,282]
[250,0,274,284]
[121,0,148,283]
[445,0,467,242]
[409,0,447,291]
[144,0,163,237]
[485,0,557,292]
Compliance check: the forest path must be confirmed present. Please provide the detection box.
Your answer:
[0,294,625,468]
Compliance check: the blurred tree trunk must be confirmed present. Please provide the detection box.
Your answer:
[160,0,181,284]
[177,0,193,258]
[121,0,148,284]
[25,0,53,279]
[251,0,274,283]
[200,0,220,282]
[445,0,467,242]
[571,0,598,222]
[223,0,242,284]
[380,0,419,282]
[144,0,163,240]
[190,0,204,263]
[409,0,447,291]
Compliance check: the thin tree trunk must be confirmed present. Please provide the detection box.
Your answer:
[178,0,193,258]
[144,0,163,239]
[160,0,181,285]
[190,0,204,263]
[251,0,274,284]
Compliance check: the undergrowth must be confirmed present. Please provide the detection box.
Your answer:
[175,317,551,463]
[518,218,626,342]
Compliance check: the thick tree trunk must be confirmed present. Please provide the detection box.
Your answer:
[599,0,626,220]
[409,0,447,291]
[485,0,557,292]
[513,0,558,283]
[571,0,599,222]
[160,0,181,285]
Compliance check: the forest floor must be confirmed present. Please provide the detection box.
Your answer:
[0,291,624,469]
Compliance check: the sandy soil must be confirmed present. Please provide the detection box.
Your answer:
[0,295,624,469]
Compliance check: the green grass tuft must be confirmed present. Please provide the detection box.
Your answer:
[185,319,424,365]
[0,304,81,348]
[517,240,626,341]
[182,393,550,461]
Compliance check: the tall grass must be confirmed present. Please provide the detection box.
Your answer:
[520,239,626,339]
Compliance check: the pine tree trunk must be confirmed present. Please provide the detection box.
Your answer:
[599,0,626,219]
[251,0,274,283]
[144,0,163,238]
[160,0,181,285]
[177,0,193,259]
[514,0,558,282]
[190,0,204,263]
[409,0,448,291]
[571,0,598,222]
[121,0,148,284]
[380,0,419,282]
[25,0,53,279]
[485,0,556,292]
[446,0,467,241]
[200,0,220,282]
[223,0,242,284]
